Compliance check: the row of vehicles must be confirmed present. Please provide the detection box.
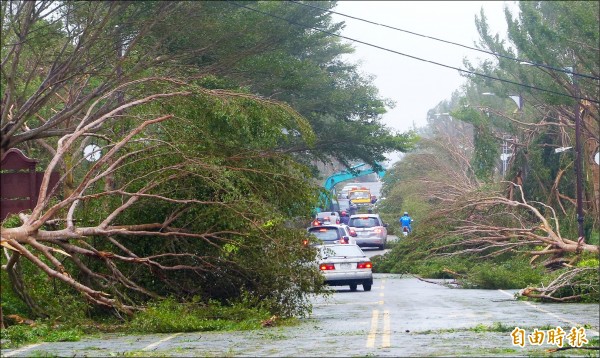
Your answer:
[309,213,388,249]
[306,212,388,292]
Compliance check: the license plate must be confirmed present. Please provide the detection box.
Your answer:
[340,263,352,270]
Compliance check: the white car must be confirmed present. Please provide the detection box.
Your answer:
[317,244,373,291]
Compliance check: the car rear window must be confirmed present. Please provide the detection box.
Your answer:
[348,217,380,227]
[320,245,364,258]
[308,227,340,241]
[316,212,338,220]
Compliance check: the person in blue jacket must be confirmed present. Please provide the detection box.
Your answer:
[399,212,413,233]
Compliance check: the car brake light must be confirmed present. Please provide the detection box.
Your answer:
[320,263,335,270]
[374,228,382,234]
[357,262,372,269]
[319,228,327,232]
[302,239,309,246]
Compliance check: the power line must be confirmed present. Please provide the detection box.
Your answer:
[289,0,600,82]
[229,2,599,104]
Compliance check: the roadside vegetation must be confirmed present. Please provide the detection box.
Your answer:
[375,1,599,304]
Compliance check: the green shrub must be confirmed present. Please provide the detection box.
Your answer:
[128,297,271,333]
[469,322,513,333]
[0,323,82,349]
[465,260,544,289]
[576,257,599,268]
[0,254,91,321]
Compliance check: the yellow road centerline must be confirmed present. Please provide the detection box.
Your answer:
[383,310,391,348]
[366,309,379,348]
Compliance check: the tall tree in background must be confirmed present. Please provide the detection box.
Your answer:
[464,1,599,233]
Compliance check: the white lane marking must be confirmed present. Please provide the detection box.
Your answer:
[3,343,43,357]
[142,333,181,351]
[382,310,391,348]
[498,289,599,335]
[366,309,379,348]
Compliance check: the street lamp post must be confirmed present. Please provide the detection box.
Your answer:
[481,92,521,177]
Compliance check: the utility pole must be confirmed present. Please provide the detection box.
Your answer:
[573,65,585,241]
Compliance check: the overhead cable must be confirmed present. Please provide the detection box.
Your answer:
[289,0,600,82]
[229,2,599,104]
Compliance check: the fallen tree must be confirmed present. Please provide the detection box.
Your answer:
[1,82,323,322]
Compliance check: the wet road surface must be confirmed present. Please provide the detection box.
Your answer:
[3,274,598,357]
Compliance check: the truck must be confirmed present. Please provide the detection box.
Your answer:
[348,187,372,208]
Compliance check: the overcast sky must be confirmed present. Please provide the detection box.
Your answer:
[331,1,515,131]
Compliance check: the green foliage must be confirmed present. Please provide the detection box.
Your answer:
[1,323,82,349]
[128,297,270,333]
[1,213,24,228]
[576,258,599,268]
[83,91,327,317]
[1,247,92,321]
[375,242,545,290]
[452,106,498,182]
[468,322,513,333]
[464,260,544,289]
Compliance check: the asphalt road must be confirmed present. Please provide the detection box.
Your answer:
[3,273,598,357]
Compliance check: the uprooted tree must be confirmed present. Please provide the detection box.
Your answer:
[1,0,416,324]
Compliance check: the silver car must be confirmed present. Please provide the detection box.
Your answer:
[317,244,373,291]
[347,214,388,250]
